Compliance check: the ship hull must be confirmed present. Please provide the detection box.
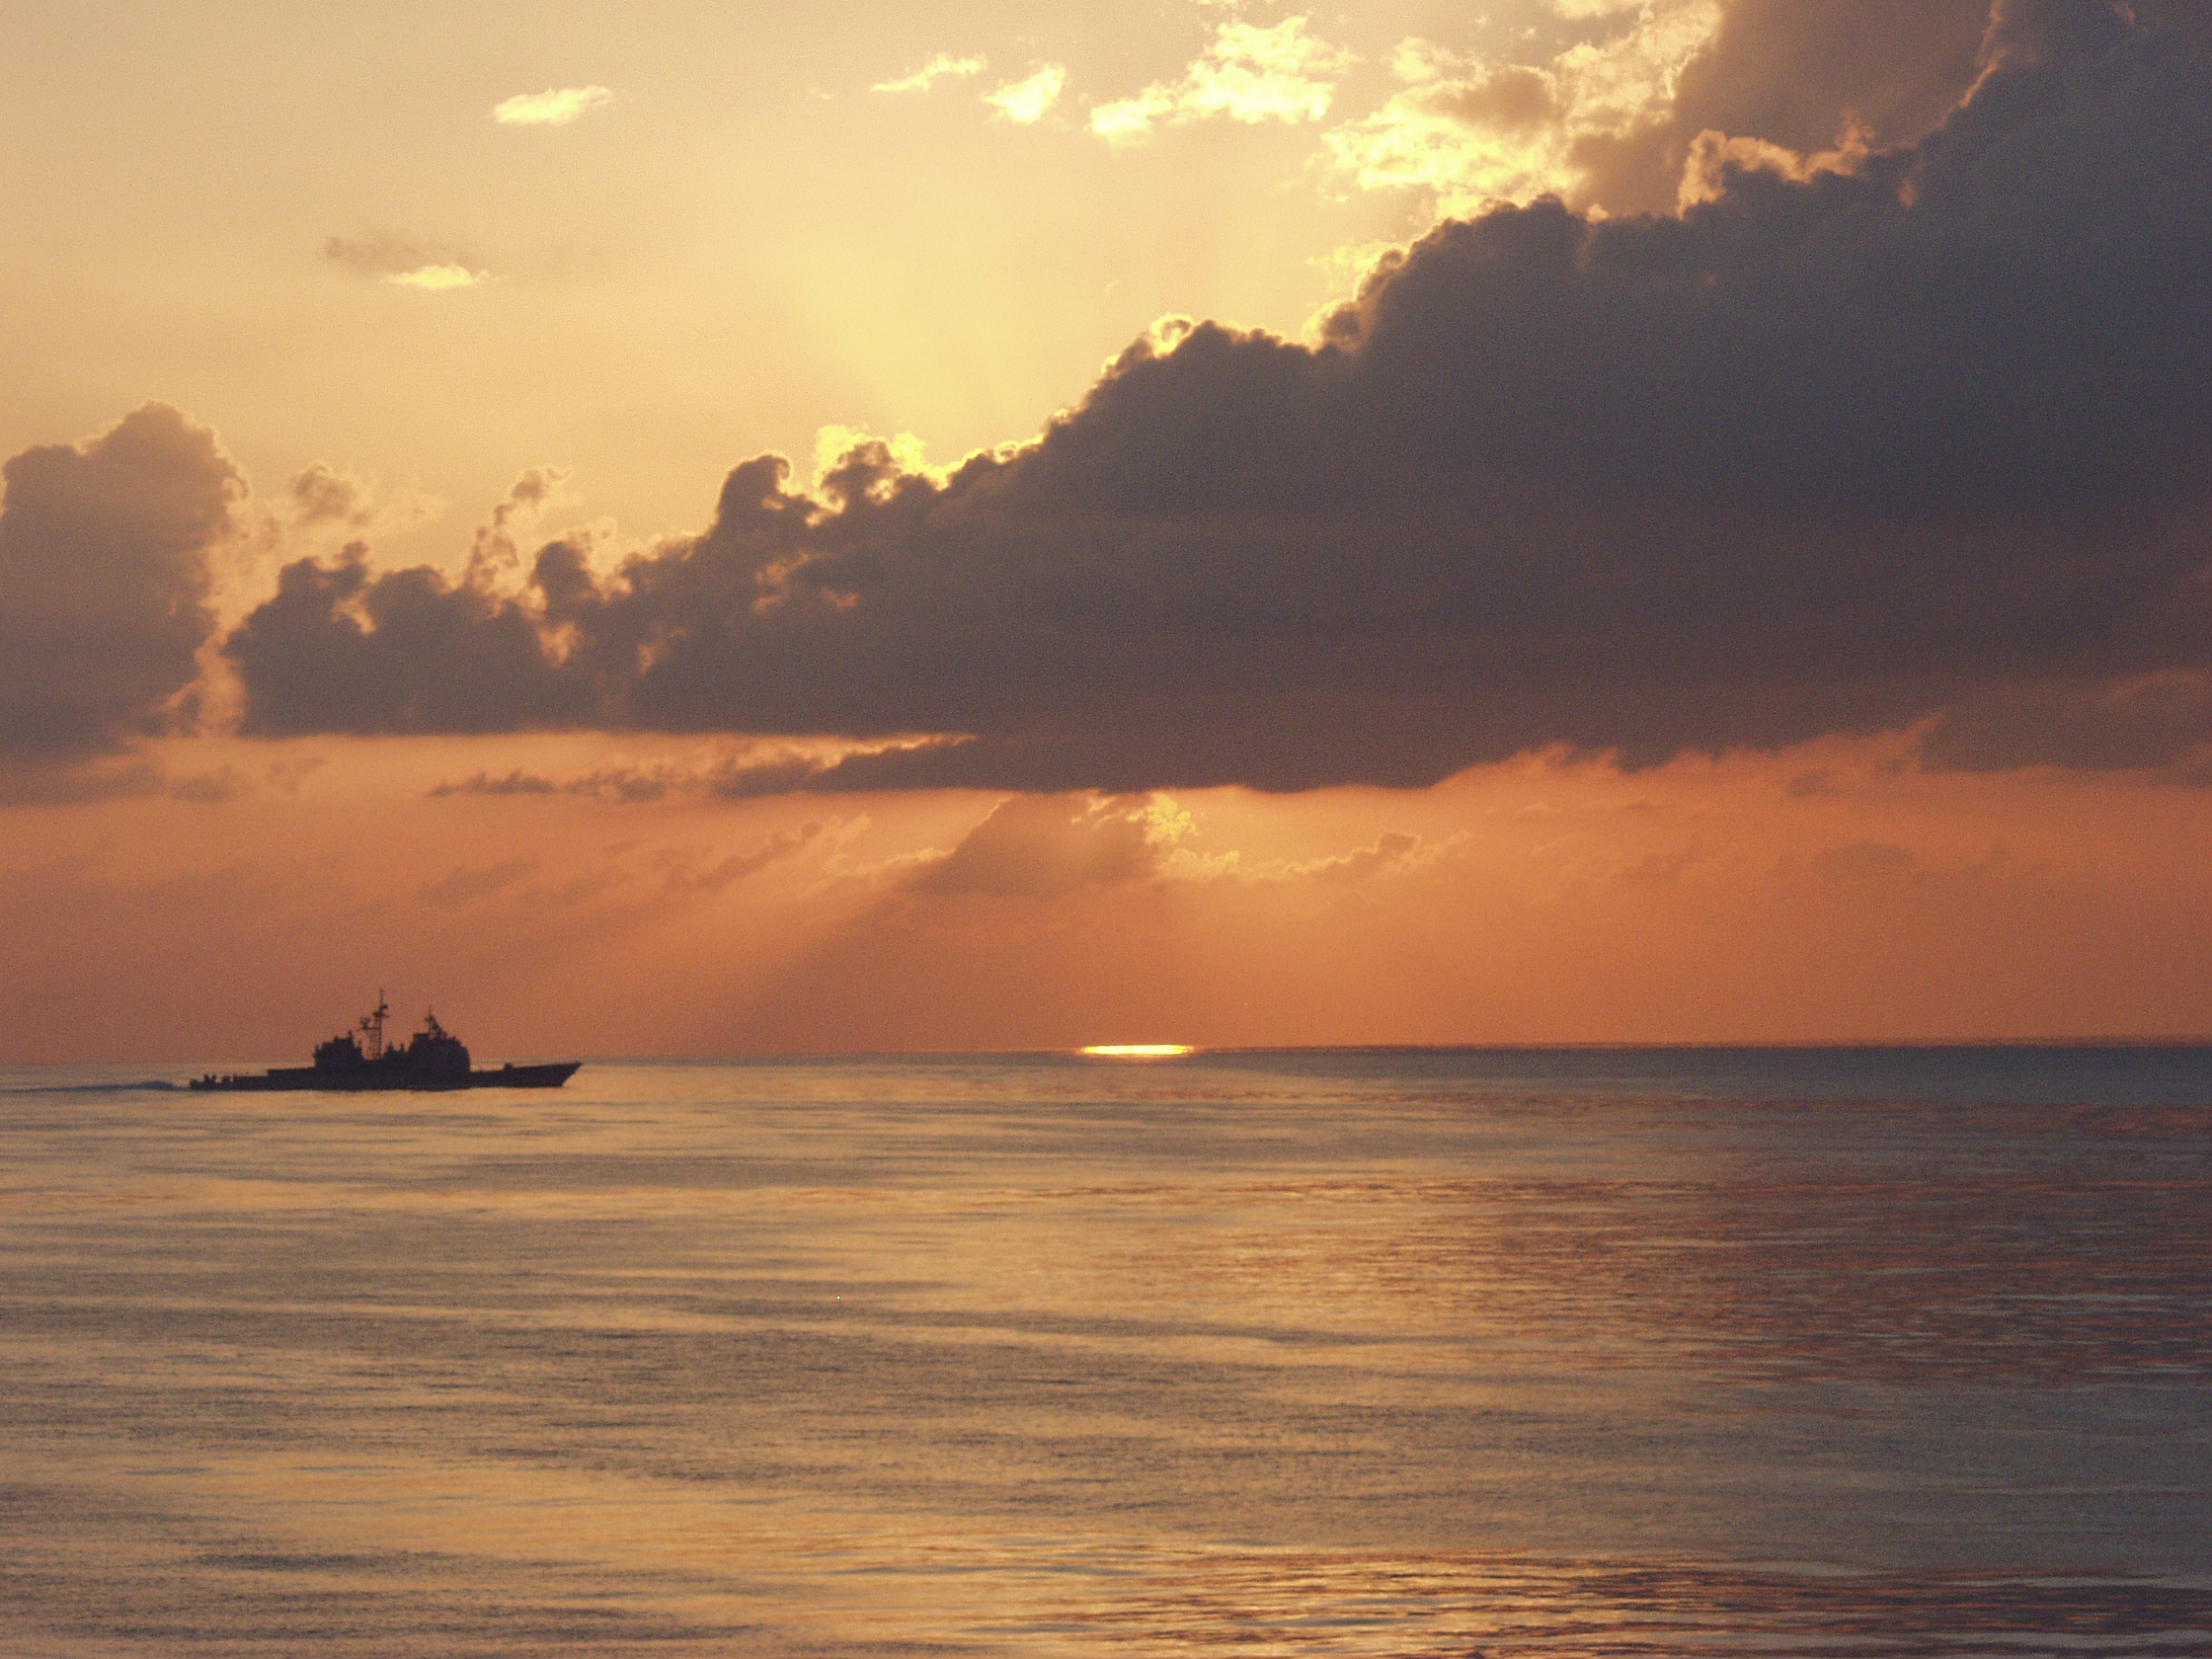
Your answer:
[190,1062,581,1093]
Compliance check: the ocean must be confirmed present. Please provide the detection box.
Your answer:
[1,1046,2207,1655]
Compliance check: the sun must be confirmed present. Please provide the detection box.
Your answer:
[1078,1044,1197,1059]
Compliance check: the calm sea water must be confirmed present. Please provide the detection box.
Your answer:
[1,1047,2208,1656]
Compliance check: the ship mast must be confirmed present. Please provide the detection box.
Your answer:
[358,990,389,1061]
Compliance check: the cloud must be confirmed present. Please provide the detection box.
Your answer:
[656,823,824,894]
[1979,0,2132,76]
[985,65,1066,124]
[0,405,239,763]
[429,767,561,798]
[426,744,933,802]
[386,264,491,291]
[420,855,536,908]
[323,231,453,276]
[323,229,479,277]
[1288,830,1436,884]
[1914,675,2212,775]
[1328,0,2141,219]
[468,467,572,581]
[226,541,598,735]
[1211,829,1461,887]
[1322,4,1719,212]
[907,795,1186,900]
[1575,0,1993,212]
[2137,0,2212,40]
[1091,17,1354,143]
[1596,0,2208,213]
[492,86,617,126]
[168,765,251,803]
[874,54,986,95]
[286,464,376,528]
[120,7,2212,792]
[267,754,325,793]
[322,233,495,291]
[0,755,164,807]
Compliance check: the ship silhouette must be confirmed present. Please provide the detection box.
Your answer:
[191,994,581,1092]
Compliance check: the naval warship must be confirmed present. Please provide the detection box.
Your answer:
[190,996,581,1092]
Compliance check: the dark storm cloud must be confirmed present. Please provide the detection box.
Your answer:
[1982,0,2145,71]
[2137,0,2212,40]
[231,542,596,734]
[1915,674,2212,772]
[0,404,237,763]
[1578,0,2212,212]
[1579,0,1993,211]
[216,4,2212,790]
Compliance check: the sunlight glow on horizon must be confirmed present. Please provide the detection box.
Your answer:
[1079,1044,1198,1058]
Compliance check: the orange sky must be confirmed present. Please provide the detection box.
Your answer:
[6,732,2210,1062]
[5,0,2212,1060]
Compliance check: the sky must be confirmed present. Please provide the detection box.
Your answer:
[5,0,2212,1061]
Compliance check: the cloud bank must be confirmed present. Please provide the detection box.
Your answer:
[14,2,2212,795]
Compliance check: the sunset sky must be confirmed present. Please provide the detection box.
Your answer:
[5,0,2212,1061]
